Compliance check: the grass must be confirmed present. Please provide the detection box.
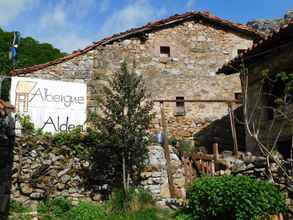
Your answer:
[106,208,174,220]
[8,200,32,220]
[9,189,178,220]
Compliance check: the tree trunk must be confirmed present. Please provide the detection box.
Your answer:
[122,155,127,193]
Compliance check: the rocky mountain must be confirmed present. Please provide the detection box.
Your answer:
[247,11,293,35]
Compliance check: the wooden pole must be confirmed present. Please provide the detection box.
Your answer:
[228,103,239,157]
[160,102,176,198]
[212,142,219,161]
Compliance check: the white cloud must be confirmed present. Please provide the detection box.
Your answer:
[40,3,66,29]
[36,1,92,52]
[186,0,196,10]
[43,33,92,53]
[0,0,36,26]
[100,0,167,37]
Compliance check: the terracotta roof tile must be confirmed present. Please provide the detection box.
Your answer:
[12,11,264,76]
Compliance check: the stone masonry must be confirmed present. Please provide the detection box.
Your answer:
[14,12,262,149]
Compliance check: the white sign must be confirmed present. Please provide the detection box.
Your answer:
[10,77,87,133]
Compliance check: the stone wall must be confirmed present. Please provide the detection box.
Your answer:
[245,44,293,153]
[10,138,186,206]
[0,110,14,220]
[141,145,186,204]
[11,137,94,204]
[18,20,253,146]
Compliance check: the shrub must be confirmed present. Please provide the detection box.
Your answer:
[106,208,174,220]
[178,140,195,154]
[66,201,106,220]
[18,114,35,134]
[107,187,155,213]
[9,200,31,220]
[37,197,72,220]
[9,200,31,213]
[186,175,287,220]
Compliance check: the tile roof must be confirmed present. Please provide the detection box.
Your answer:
[217,21,293,74]
[12,11,264,76]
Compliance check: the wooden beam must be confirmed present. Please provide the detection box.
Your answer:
[160,102,176,198]
[153,99,241,104]
[192,152,214,161]
[228,103,239,157]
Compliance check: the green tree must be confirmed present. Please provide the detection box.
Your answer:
[91,61,154,193]
[0,27,65,100]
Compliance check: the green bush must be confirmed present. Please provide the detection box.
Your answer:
[178,140,195,154]
[107,187,155,213]
[106,208,174,220]
[186,175,287,220]
[37,197,106,220]
[9,200,31,220]
[9,200,31,213]
[35,196,168,220]
[18,114,35,134]
[175,213,192,220]
[37,197,72,220]
[66,201,106,220]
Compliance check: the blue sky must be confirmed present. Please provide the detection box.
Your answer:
[0,0,292,53]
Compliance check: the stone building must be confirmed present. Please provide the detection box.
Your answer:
[12,11,263,151]
[218,22,293,155]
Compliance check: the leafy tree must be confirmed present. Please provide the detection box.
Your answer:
[0,27,65,100]
[91,61,154,193]
[0,28,65,75]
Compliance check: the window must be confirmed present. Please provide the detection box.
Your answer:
[237,49,246,55]
[175,97,185,116]
[160,46,170,57]
[234,92,242,101]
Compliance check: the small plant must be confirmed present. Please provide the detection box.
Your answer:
[9,199,31,213]
[107,187,155,213]
[66,201,106,220]
[17,114,35,134]
[135,188,154,209]
[178,140,194,154]
[186,175,288,220]
[9,200,31,220]
[37,197,72,219]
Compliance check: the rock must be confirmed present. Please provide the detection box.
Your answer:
[57,183,66,191]
[57,168,70,177]
[20,183,33,194]
[82,161,90,168]
[69,188,77,194]
[43,160,52,165]
[255,157,266,168]
[61,175,71,184]
[30,192,45,200]
[141,172,152,178]
[160,182,170,198]
[222,151,233,159]
[92,194,102,201]
[232,159,246,171]
[30,150,38,158]
[174,177,185,187]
